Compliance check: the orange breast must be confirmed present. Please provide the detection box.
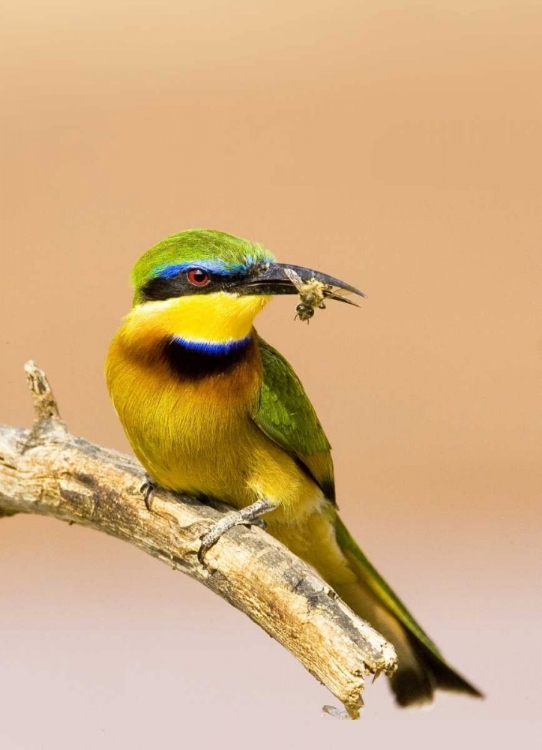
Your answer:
[106,318,325,525]
[106,328,263,501]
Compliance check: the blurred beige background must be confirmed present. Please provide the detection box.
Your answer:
[1,1,540,746]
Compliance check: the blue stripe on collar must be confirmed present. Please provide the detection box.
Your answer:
[170,335,252,355]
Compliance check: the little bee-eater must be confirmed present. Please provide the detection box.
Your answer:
[106,229,481,707]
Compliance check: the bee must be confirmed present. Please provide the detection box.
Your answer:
[295,302,317,322]
[283,268,332,323]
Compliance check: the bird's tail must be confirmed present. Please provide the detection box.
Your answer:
[329,512,482,706]
[276,505,482,707]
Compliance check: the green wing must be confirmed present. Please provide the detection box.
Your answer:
[252,336,336,502]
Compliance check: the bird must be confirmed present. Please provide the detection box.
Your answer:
[105,228,482,708]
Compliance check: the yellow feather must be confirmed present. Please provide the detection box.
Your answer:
[122,292,272,349]
[105,315,325,528]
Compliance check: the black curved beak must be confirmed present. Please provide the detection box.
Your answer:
[233,262,365,306]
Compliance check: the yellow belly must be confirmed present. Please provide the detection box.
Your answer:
[105,332,325,528]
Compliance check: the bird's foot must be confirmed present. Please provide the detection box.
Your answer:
[198,498,275,564]
[140,474,157,511]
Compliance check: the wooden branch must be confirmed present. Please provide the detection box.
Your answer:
[0,361,397,719]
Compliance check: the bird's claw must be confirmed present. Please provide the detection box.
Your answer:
[140,474,157,511]
[197,512,247,564]
[197,498,274,564]
[250,517,267,530]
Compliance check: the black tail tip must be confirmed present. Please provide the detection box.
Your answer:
[391,668,435,708]
[391,665,484,708]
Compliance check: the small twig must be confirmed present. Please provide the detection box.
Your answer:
[24,360,63,424]
[0,362,397,719]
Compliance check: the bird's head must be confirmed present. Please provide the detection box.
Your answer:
[127,229,363,349]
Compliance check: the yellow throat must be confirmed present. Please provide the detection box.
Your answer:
[121,291,272,350]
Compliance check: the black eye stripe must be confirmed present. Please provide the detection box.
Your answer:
[140,269,248,302]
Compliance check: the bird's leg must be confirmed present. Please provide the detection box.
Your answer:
[198,498,275,563]
[140,474,158,511]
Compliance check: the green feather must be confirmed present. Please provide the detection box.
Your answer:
[252,337,481,705]
[334,514,443,654]
[252,337,336,502]
[335,514,482,703]
[131,229,275,304]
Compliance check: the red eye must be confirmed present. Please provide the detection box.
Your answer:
[187,268,211,286]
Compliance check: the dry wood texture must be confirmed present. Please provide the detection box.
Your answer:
[0,361,397,719]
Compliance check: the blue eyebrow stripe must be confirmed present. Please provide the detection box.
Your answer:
[156,260,249,278]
